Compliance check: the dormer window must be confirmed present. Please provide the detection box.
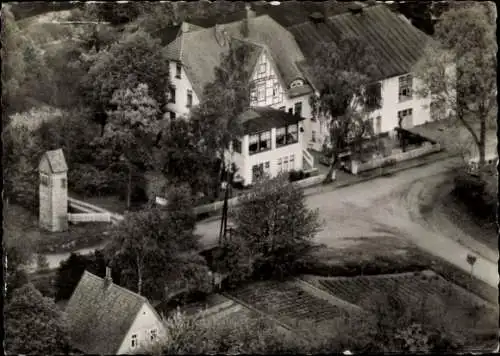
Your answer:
[290,79,304,88]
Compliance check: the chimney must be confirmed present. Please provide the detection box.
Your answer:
[104,266,112,287]
[309,12,325,25]
[245,3,256,18]
[348,3,364,15]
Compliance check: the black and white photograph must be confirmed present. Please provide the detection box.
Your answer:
[2,0,498,354]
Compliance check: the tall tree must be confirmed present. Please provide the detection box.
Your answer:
[97,83,161,208]
[192,41,256,198]
[107,185,206,299]
[1,4,27,116]
[413,2,497,169]
[158,116,219,199]
[5,284,71,355]
[81,30,170,134]
[220,174,321,283]
[308,37,382,182]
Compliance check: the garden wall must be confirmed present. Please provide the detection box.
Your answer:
[68,213,111,223]
[349,142,442,175]
[192,174,327,216]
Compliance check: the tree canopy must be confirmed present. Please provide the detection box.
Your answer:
[218,174,321,283]
[413,2,497,167]
[81,29,171,132]
[107,185,210,299]
[5,284,71,355]
[308,37,382,181]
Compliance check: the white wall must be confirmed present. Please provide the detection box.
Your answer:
[307,73,432,152]
[250,51,285,107]
[235,127,304,186]
[117,303,166,355]
[368,74,432,132]
[166,61,200,118]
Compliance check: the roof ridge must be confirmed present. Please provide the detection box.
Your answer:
[83,270,147,302]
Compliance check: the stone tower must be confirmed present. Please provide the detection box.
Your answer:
[39,148,68,232]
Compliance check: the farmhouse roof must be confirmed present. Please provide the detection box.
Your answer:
[289,4,433,81]
[164,15,306,97]
[42,149,68,173]
[65,271,158,355]
[238,107,305,135]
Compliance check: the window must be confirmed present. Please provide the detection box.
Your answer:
[366,82,382,108]
[259,62,267,74]
[312,130,316,142]
[259,131,271,151]
[276,124,299,147]
[283,156,289,171]
[277,158,282,172]
[264,161,270,175]
[250,88,257,104]
[150,329,158,342]
[40,173,50,187]
[252,163,264,182]
[61,178,67,188]
[186,90,193,107]
[257,83,266,101]
[288,108,293,115]
[376,116,382,134]
[272,82,279,97]
[169,86,176,103]
[287,124,298,143]
[289,154,295,170]
[233,139,242,154]
[170,111,176,120]
[294,102,302,117]
[279,106,285,111]
[176,63,182,78]
[131,334,138,348]
[249,130,271,154]
[398,74,413,102]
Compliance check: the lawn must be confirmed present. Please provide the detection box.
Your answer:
[4,203,113,255]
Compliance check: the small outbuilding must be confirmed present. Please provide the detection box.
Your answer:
[38,148,68,232]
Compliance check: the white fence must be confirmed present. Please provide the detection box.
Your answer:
[68,213,111,223]
[193,173,326,215]
[349,143,441,175]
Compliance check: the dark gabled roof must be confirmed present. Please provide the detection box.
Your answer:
[289,4,433,81]
[43,148,68,173]
[252,1,357,28]
[186,9,249,28]
[239,106,304,135]
[165,15,306,97]
[65,271,149,355]
[151,25,181,46]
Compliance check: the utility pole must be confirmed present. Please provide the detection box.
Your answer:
[219,154,233,246]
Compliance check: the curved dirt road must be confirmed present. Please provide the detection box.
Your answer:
[194,156,498,288]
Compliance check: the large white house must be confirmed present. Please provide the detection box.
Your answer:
[288,3,433,151]
[159,2,434,178]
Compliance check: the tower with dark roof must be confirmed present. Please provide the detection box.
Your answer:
[38,148,68,232]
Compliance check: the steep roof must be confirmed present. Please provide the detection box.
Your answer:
[165,15,306,97]
[252,1,357,28]
[238,106,305,135]
[65,271,154,355]
[42,148,68,173]
[151,25,181,46]
[289,4,432,81]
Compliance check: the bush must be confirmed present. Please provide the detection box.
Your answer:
[289,170,306,182]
